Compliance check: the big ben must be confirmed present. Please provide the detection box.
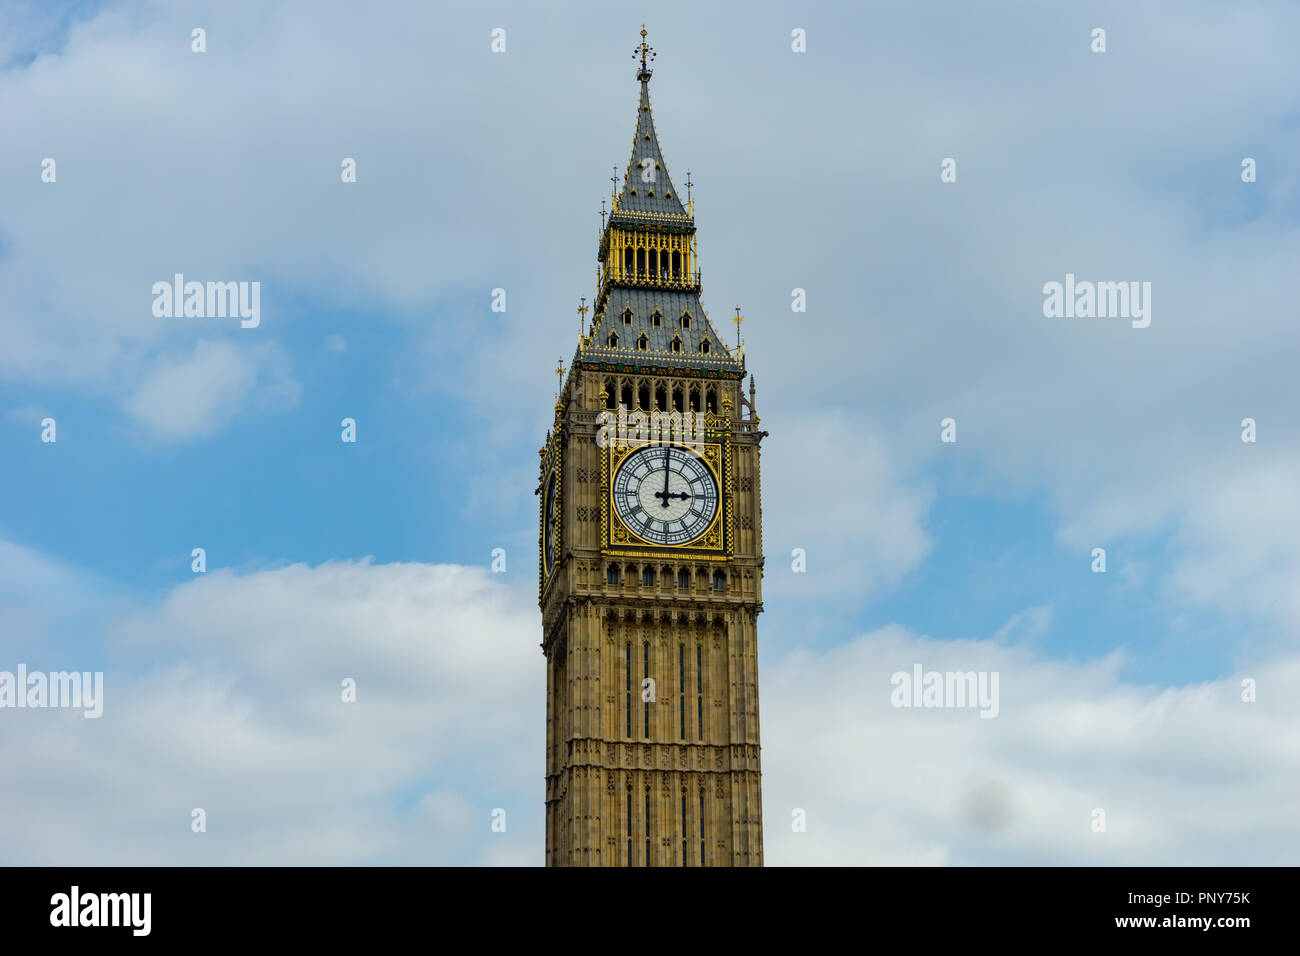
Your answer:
[539,27,765,867]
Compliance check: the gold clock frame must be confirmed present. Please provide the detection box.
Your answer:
[601,434,733,562]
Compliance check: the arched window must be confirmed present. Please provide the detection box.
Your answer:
[607,333,619,348]
[680,787,688,866]
[643,642,651,739]
[681,312,691,329]
[655,385,667,411]
[689,387,701,412]
[625,642,633,738]
[644,786,652,866]
[712,569,725,591]
[623,308,633,325]
[604,378,617,409]
[652,310,662,328]
[700,339,710,354]
[678,644,686,742]
[642,566,655,586]
[671,336,681,353]
[672,387,684,412]
[638,383,650,409]
[696,645,704,742]
[677,568,690,589]
[607,564,620,586]
[706,387,717,413]
[621,383,634,408]
[637,334,648,351]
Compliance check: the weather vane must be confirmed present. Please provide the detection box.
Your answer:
[635,24,655,80]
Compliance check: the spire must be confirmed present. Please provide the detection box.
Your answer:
[616,26,688,221]
[578,29,742,375]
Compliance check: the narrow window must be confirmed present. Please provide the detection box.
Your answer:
[626,788,633,864]
[625,642,632,737]
[652,311,662,328]
[621,383,633,408]
[655,385,667,411]
[638,334,648,351]
[643,642,650,739]
[605,379,617,409]
[712,569,725,591]
[671,336,681,353]
[624,247,633,275]
[681,789,688,866]
[623,308,633,325]
[672,250,681,277]
[677,568,689,589]
[643,566,655,587]
[699,789,706,866]
[681,312,691,329]
[706,387,717,413]
[608,564,620,585]
[637,248,645,274]
[644,788,651,867]
[701,339,710,354]
[638,384,650,410]
[672,387,684,412]
[608,333,618,348]
[679,644,686,740]
[696,644,703,741]
[689,388,700,412]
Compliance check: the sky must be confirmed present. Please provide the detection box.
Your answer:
[1,0,1298,865]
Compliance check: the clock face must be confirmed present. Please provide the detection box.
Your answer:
[613,444,718,547]
[543,472,558,576]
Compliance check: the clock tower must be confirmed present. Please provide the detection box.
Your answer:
[538,28,766,867]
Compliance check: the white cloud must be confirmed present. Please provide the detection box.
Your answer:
[0,555,542,865]
[123,340,299,439]
[763,619,1300,865]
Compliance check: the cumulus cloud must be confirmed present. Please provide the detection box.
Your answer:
[123,340,299,439]
[0,553,542,865]
[762,621,1300,866]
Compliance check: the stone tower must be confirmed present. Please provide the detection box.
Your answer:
[538,27,765,867]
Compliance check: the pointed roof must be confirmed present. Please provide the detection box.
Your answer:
[616,79,689,220]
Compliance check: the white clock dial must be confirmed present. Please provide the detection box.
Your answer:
[613,445,718,546]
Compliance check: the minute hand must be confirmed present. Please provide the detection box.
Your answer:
[660,446,671,507]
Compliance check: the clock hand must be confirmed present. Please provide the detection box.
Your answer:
[661,445,671,507]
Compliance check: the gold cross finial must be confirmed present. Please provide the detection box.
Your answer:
[635,25,655,80]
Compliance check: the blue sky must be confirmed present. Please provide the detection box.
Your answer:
[2,0,1299,865]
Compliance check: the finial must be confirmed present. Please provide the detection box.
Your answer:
[611,165,619,199]
[635,24,655,81]
[577,296,588,339]
[555,358,566,400]
[733,305,744,349]
[600,198,606,229]
[685,169,692,205]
